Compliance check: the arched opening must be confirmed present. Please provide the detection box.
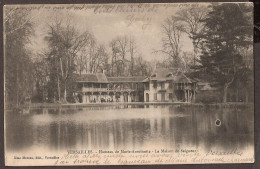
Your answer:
[78,94,83,103]
[109,92,115,102]
[101,92,107,103]
[115,92,121,102]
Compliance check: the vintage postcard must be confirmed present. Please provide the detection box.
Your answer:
[4,2,254,166]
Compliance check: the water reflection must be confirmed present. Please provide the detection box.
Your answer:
[5,105,253,153]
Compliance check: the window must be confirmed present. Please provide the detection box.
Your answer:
[153,82,157,88]
[94,84,99,88]
[77,83,82,89]
[154,93,157,100]
[169,82,173,88]
[161,82,165,89]
[161,93,165,101]
[101,84,107,88]
[169,93,173,100]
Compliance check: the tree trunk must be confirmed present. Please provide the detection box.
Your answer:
[193,49,196,66]
[236,88,239,102]
[223,83,229,103]
[245,88,248,103]
[111,56,114,76]
[64,81,67,103]
[16,61,19,106]
[57,76,60,102]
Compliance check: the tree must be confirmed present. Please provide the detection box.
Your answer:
[89,44,109,73]
[179,51,194,72]
[196,3,253,102]
[175,4,208,66]
[32,54,50,102]
[129,36,137,76]
[75,34,95,75]
[109,35,138,77]
[134,56,152,76]
[110,36,129,76]
[158,17,183,68]
[4,7,35,106]
[45,16,92,102]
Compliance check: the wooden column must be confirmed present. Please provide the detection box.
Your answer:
[187,90,190,102]
[112,94,116,102]
[193,90,195,103]
[98,93,101,103]
[120,93,124,102]
[184,90,186,102]
[193,83,196,103]
[82,93,86,103]
[86,94,89,103]
[128,93,131,102]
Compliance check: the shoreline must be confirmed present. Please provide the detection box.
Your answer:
[5,102,254,109]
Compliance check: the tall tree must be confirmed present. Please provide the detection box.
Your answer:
[175,4,208,66]
[129,36,137,76]
[159,17,183,68]
[109,35,137,77]
[110,36,129,76]
[134,56,152,76]
[75,34,99,75]
[4,7,35,106]
[45,17,92,102]
[89,44,109,73]
[32,54,50,102]
[196,3,253,102]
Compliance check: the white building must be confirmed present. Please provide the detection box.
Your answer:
[143,68,196,102]
[74,68,196,103]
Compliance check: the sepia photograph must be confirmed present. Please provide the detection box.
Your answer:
[4,2,254,166]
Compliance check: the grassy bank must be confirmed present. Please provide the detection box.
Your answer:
[7,101,254,110]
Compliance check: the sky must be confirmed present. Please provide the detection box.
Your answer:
[14,4,196,61]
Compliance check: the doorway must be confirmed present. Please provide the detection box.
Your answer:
[146,93,149,102]
[161,92,165,101]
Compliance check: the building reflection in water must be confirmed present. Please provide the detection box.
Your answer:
[5,105,253,153]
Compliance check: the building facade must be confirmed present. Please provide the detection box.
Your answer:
[74,74,146,103]
[143,68,196,102]
[74,68,196,103]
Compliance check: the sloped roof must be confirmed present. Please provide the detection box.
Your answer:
[150,68,192,83]
[151,68,178,79]
[173,71,192,83]
[107,76,147,83]
[76,73,108,83]
[142,77,149,82]
[75,69,193,84]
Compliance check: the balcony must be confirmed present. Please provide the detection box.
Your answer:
[80,87,137,93]
[82,87,109,92]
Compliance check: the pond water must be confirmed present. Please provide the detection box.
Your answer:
[5,105,254,153]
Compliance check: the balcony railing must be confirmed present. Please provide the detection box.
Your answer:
[82,87,109,92]
[80,87,139,93]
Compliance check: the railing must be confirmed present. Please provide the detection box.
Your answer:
[81,87,138,93]
[82,87,108,92]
